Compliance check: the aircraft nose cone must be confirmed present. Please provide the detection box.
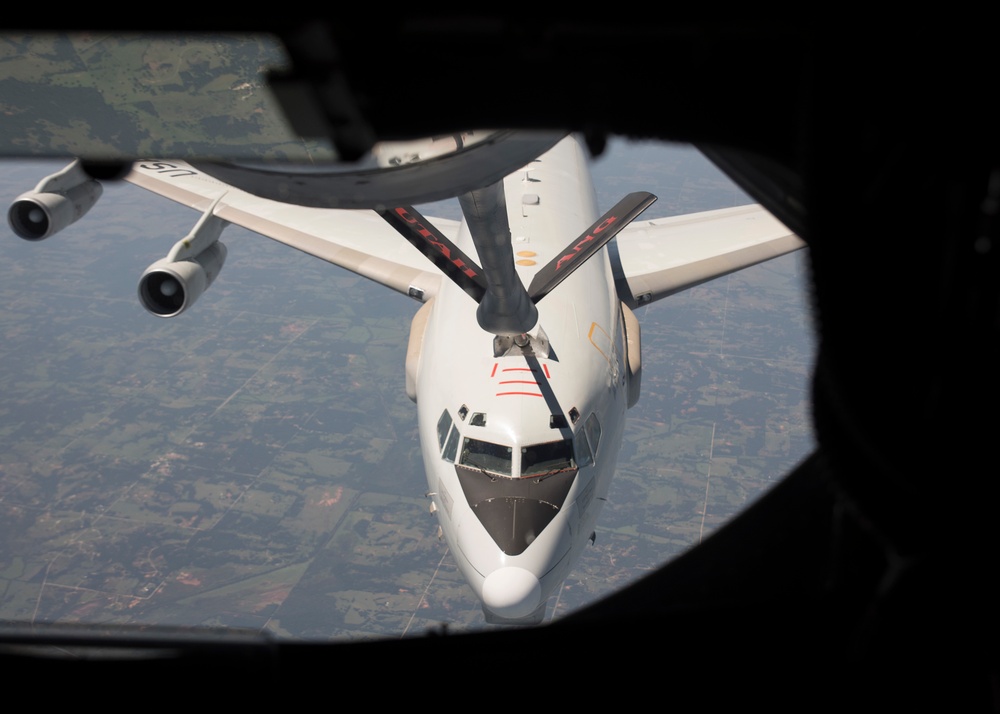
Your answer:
[481,567,542,620]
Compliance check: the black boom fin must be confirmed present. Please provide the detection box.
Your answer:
[527,191,657,303]
[378,205,487,302]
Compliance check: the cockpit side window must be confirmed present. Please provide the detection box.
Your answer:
[585,413,602,457]
[437,409,461,463]
[575,431,594,467]
[442,424,460,463]
[437,409,453,450]
[521,440,577,477]
[460,437,513,476]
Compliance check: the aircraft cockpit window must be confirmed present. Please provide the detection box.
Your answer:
[571,413,602,468]
[584,413,602,457]
[437,410,453,450]
[460,437,513,476]
[443,425,460,463]
[575,432,594,468]
[521,440,577,477]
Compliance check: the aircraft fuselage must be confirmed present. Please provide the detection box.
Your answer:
[414,137,629,623]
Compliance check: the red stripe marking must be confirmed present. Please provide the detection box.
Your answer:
[503,368,536,372]
[496,392,544,397]
[499,380,538,385]
[490,363,498,378]
[543,364,551,378]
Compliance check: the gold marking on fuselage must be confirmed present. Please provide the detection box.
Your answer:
[588,322,612,366]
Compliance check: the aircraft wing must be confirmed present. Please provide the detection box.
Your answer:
[612,203,804,308]
[125,161,454,301]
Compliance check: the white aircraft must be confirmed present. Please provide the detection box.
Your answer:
[7,133,803,624]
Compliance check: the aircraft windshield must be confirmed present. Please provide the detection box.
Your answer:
[459,437,513,477]
[521,440,576,477]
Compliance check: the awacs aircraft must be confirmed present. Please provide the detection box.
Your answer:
[6,133,803,625]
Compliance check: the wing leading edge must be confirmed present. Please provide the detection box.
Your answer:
[125,161,454,302]
[126,162,801,310]
[611,203,804,308]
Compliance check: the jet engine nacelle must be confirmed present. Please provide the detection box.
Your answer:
[137,202,229,318]
[7,160,103,241]
[138,242,227,318]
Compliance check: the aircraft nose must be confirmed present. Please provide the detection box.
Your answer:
[481,567,542,620]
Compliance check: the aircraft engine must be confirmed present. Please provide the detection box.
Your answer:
[137,202,229,318]
[138,242,227,318]
[7,160,103,241]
